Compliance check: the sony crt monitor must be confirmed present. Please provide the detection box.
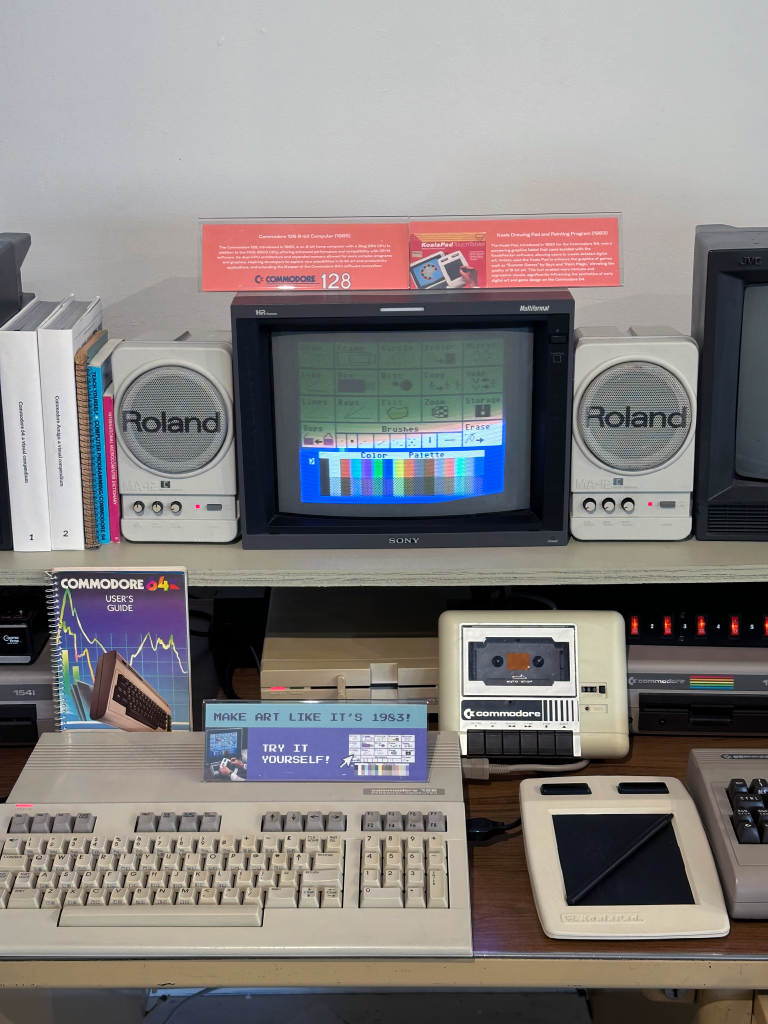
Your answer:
[692,225,768,540]
[232,290,574,548]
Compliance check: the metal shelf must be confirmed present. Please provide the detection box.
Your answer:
[2,538,768,587]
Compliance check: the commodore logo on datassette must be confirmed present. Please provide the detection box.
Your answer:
[112,331,238,543]
[570,326,699,541]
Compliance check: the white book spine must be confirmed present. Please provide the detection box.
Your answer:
[38,297,102,550]
[0,309,59,551]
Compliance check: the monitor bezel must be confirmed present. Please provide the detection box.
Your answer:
[232,291,574,548]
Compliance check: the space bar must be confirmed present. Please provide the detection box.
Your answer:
[60,905,262,928]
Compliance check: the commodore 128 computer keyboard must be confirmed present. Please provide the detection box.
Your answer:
[0,731,471,957]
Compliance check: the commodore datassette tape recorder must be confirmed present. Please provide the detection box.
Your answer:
[570,326,698,541]
[111,331,238,543]
[438,610,629,761]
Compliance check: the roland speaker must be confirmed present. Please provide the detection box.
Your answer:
[112,331,238,542]
[570,326,698,541]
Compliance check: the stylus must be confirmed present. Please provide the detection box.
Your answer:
[565,812,674,906]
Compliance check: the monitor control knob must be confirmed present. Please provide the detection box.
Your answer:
[582,498,596,513]
[151,501,163,514]
[621,497,635,513]
[602,498,616,513]
[532,656,545,667]
[132,500,145,514]
[169,501,182,514]
[491,655,504,668]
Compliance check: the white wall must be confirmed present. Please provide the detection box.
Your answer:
[2,0,767,338]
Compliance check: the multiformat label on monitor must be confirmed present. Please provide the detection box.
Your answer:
[203,700,428,782]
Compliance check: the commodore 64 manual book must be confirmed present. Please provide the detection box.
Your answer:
[46,568,191,731]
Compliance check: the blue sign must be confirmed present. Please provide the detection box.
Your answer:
[203,701,428,783]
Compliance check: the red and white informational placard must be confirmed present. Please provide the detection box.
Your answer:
[409,217,621,290]
[200,215,621,292]
[201,221,409,292]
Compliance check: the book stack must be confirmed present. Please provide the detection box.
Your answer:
[0,297,124,551]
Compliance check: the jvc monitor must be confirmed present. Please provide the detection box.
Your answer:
[232,290,574,548]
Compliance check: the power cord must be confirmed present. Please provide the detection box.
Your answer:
[462,758,590,780]
[466,816,521,841]
[144,988,216,1022]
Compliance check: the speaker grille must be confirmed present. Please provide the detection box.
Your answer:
[708,504,768,535]
[577,360,691,472]
[118,366,228,475]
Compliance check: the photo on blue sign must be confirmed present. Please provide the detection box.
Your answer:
[202,701,429,783]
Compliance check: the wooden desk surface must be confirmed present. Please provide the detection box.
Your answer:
[2,735,768,990]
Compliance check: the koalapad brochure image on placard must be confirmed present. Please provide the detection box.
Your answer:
[47,568,191,731]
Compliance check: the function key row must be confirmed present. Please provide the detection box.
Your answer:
[363,810,446,832]
[8,813,95,835]
[135,812,221,833]
[261,812,346,832]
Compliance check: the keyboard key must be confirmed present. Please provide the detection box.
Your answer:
[90,836,111,854]
[249,851,268,872]
[64,888,87,907]
[30,854,52,874]
[221,887,243,905]
[427,869,449,908]
[750,778,768,796]
[104,871,124,890]
[364,835,381,853]
[133,888,153,905]
[213,870,234,890]
[227,852,246,872]
[179,812,199,833]
[270,850,290,871]
[198,888,219,905]
[46,837,70,855]
[385,811,403,831]
[200,813,221,833]
[261,836,281,854]
[205,852,225,871]
[133,836,154,855]
[136,813,157,832]
[243,887,264,906]
[86,888,109,906]
[257,869,278,889]
[363,811,382,831]
[52,854,73,873]
[262,812,282,832]
[139,854,160,872]
[36,872,58,891]
[362,869,381,887]
[0,891,7,909]
[197,836,218,855]
[304,836,323,854]
[154,888,175,906]
[31,813,52,834]
[0,871,13,890]
[326,834,343,852]
[9,813,30,833]
[266,887,297,909]
[306,812,324,831]
[42,888,66,908]
[727,779,749,804]
[24,835,48,855]
[0,854,30,871]
[278,870,299,889]
[407,868,425,887]
[125,871,148,891]
[299,886,320,908]
[282,835,302,854]
[158,812,178,833]
[8,888,43,909]
[96,853,117,872]
[235,870,255,891]
[240,836,259,854]
[285,812,304,832]
[74,813,96,834]
[363,851,381,870]
[4,838,26,855]
[732,794,764,813]
[175,888,197,905]
[112,837,132,854]
[736,820,761,844]
[406,811,424,832]
[220,835,238,854]
[427,812,446,833]
[407,850,424,869]
[321,886,342,908]
[427,835,446,853]
[81,871,103,890]
[60,903,263,927]
[291,851,310,872]
[12,872,36,890]
[155,836,176,856]
[181,853,200,872]
[428,850,447,870]
[384,851,402,870]
[118,853,138,872]
[327,812,346,831]
[68,837,91,855]
[169,871,190,890]
[75,853,96,873]
[302,869,343,890]
[109,889,132,906]
[384,869,403,889]
[177,835,197,854]
[53,813,74,834]
[405,886,427,908]
[191,871,212,890]
[360,886,403,908]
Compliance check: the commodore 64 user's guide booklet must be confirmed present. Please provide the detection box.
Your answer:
[47,568,191,731]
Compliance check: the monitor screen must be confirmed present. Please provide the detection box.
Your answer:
[272,328,533,518]
[208,730,239,758]
[735,283,768,480]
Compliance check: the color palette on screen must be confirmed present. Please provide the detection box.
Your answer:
[319,452,485,498]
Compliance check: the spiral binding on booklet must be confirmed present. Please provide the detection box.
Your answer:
[45,570,66,730]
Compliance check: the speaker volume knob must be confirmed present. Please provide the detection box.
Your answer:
[621,497,635,513]
[602,498,616,513]
[170,501,182,514]
[132,500,145,514]
[151,501,163,514]
[582,498,596,513]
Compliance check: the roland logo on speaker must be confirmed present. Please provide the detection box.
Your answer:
[586,406,689,429]
[121,410,222,434]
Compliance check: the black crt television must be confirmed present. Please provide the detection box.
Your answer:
[692,225,768,540]
[232,289,574,549]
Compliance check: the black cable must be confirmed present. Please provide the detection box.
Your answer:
[466,816,522,842]
[144,988,216,1022]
